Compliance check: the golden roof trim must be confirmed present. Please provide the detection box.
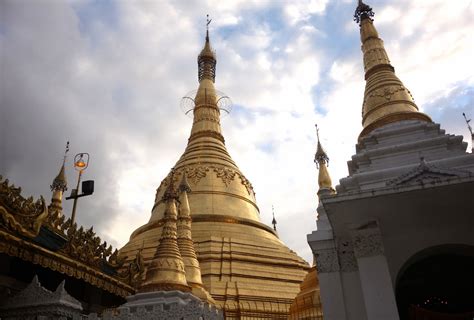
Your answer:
[0,230,134,297]
[0,175,143,292]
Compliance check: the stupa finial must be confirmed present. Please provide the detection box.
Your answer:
[50,141,69,192]
[314,124,329,168]
[271,205,277,232]
[354,0,374,25]
[206,14,212,41]
[314,125,334,195]
[49,141,69,219]
[198,14,216,82]
[356,2,431,139]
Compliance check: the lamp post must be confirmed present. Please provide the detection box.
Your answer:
[66,153,93,225]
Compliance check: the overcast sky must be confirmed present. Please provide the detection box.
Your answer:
[1,0,473,263]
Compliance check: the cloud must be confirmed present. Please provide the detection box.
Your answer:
[1,0,473,264]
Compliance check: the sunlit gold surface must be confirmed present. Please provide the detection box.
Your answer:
[119,32,309,317]
[50,162,67,219]
[140,187,191,293]
[0,175,135,297]
[315,138,334,195]
[289,266,323,319]
[177,174,215,304]
[358,17,431,139]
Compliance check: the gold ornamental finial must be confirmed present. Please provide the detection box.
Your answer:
[353,0,374,25]
[355,2,431,139]
[198,14,216,83]
[314,125,334,195]
[140,169,191,293]
[314,125,329,167]
[50,141,69,192]
[49,141,69,219]
[176,172,216,304]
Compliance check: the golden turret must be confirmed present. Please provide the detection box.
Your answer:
[314,125,334,195]
[288,258,323,319]
[140,169,191,293]
[119,20,308,317]
[50,142,69,219]
[177,173,215,303]
[354,0,431,139]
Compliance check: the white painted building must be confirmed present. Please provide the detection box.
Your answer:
[308,2,474,319]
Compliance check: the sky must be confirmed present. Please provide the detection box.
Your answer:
[1,0,473,263]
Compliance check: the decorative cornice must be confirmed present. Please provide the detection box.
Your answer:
[188,130,225,143]
[387,158,472,186]
[156,165,255,200]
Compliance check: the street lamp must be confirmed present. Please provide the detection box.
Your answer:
[66,153,94,224]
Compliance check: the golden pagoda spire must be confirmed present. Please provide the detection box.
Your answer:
[50,141,69,218]
[189,15,225,144]
[314,125,334,195]
[140,169,191,292]
[354,1,431,139]
[176,172,216,303]
[119,16,310,317]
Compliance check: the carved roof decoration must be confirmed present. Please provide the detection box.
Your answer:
[387,158,472,187]
[155,165,255,205]
[0,275,82,310]
[0,175,141,297]
[0,176,48,238]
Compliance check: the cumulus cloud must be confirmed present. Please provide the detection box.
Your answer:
[1,0,473,263]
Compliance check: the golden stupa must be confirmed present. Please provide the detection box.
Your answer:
[355,0,431,139]
[118,27,309,318]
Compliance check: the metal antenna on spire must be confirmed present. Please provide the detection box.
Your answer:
[206,14,212,39]
[63,141,70,165]
[314,124,329,168]
[271,205,277,231]
[463,112,474,152]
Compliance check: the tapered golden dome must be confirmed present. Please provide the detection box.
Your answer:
[289,265,323,319]
[355,1,431,139]
[119,27,308,317]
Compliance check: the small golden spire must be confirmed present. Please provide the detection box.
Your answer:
[50,141,69,218]
[140,169,191,293]
[355,1,431,139]
[288,254,322,319]
[176,172,216,304]
[314,125,334,195]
